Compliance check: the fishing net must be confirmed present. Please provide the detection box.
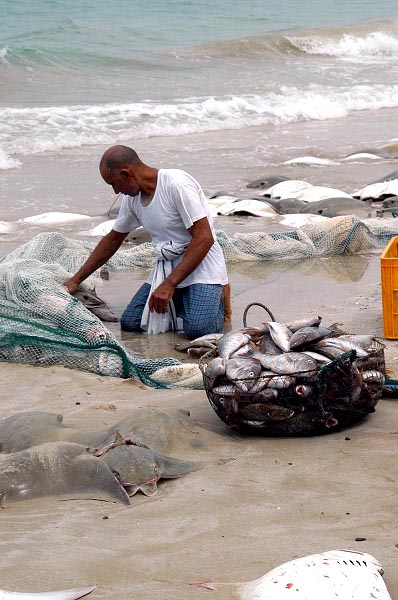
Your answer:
[0,214,396,385]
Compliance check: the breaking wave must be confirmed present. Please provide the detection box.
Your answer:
[2,82,398,162]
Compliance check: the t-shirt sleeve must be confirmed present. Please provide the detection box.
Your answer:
[112,195,141,233]
[171,176,209,230]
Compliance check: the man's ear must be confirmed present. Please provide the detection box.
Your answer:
[120,168,130,179]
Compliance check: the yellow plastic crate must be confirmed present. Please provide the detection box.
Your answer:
[381,236,398,339]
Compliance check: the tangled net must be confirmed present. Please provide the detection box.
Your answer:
[0,214,395,385]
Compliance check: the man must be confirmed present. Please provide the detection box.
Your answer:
[64,145,230,339]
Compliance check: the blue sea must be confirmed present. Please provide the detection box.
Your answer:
[1,0,398,171]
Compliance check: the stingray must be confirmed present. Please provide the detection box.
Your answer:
[0,442,130,506]
[94,433,203,496]
[0,585,96,600]
[0,408,209,456]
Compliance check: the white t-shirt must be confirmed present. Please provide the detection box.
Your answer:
[113,169,228,288]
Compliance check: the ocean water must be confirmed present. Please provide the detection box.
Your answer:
[1,0,398,170]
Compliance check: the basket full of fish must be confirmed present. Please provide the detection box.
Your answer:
[199,316,385,436]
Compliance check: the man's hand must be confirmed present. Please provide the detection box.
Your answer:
[64,278,80,295]
[148,280,176,314]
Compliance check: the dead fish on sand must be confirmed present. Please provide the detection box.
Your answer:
[96,433,202,496]
[73,288,119,322]
[195,549,391,600]
[0,584,96,600]
[0,442,130,505]
[175,333,223,356]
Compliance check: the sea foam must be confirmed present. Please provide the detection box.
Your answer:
[2,82,398,158]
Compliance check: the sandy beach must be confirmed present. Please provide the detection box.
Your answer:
[1,223,398,598]
[2,3,398,597]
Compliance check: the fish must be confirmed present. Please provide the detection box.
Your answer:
[259,332,282,354]
[266,375,296,389]
[302,350,332,364]
[150,363,203,387]
[251,389,279,402]
[194,549,391,599]
[256,352,318,375]
[73,288,119,322]
[0,442,130,505]
[289,326,329,349]
[0,585,96,600]
[212,383,239,397]
[267,322,293,352]
[283,316,322,332]
[175,333,223,353]
[239,404,294,421]
[362,370,385,384]
[203,357,226,387]
[225,357,262,392]
[294,384,313,397]
[313,338,369,358]
[98,438,202,497]
[217,331,252,359]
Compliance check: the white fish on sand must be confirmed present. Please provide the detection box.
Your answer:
[0,221,16,234]
[354,179,398,200]
[216,199,277,217]
[79,219,116,237]
[278,214,328,227]
[0,584,96,600]
[18,212,92,225]
[282,156,338,166]
[342,152,385,162]
[195,549,391,600]
[294,186,353,203]
[264,180,313,200]
[150,363,203,387]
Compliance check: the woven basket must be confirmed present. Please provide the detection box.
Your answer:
[199,341,385,436]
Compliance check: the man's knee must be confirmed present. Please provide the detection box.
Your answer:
[183,319,223,340]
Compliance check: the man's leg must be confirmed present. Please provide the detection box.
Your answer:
[120,283,151,332]
[177,283,224,340]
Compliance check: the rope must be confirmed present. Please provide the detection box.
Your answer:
[242,302,275,327]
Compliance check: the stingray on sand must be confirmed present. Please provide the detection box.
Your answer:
[0,408,210,456]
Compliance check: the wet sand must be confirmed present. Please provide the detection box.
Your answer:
[1,245,398,599]
[1,127,398,597]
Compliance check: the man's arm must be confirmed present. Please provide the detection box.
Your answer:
[148,217,213,314]
[64,229,128,294]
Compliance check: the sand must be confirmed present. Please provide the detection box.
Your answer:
[0,244,398,599]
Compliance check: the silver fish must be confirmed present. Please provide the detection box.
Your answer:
[217,331,252,359]
[252,388,279,401]
[268,322,293,352]
[362,370,385,384]
[259,332,283,355]
[204,357,226,387]
[0,586,96,600]
[313,338,368,358]
[187,346,213,358]
[289,326,329,349]
[73,289,119,322]
[295,384,313,397]
[249,371,275,393]
[212,383,238,397]
[284,316,322,332]
[239,404,294,421]
[338,334,377,350]
[302,350,332,364]
[266,375,296,389]
[256,352,318,375]
[225,357,262,392]
[175,333,222,352]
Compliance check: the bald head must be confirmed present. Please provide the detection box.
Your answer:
[100,145,142,174]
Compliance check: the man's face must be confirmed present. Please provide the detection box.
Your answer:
[100,166,139,196]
